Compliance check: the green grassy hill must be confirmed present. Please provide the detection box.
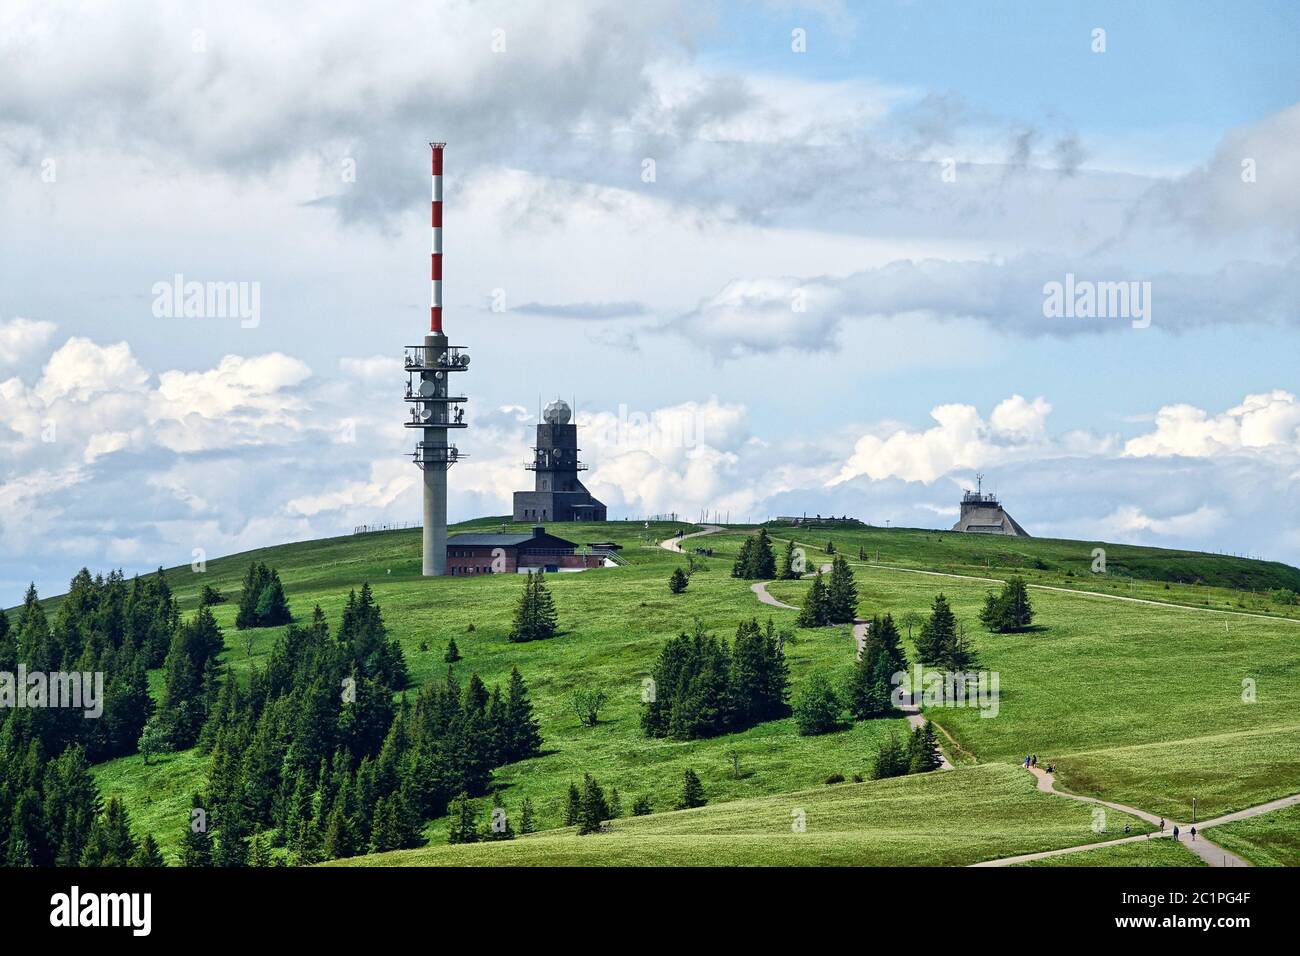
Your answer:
[328,764,1149,867]
[37,518,1300,866]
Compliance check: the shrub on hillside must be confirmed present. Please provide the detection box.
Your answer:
[793,670,842,736]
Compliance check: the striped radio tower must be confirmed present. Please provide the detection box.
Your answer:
[404,142,469,576]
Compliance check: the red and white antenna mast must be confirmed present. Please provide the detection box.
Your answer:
[430,142,445,333]
[405,142,468,576]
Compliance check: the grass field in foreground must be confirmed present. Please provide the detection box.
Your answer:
[1208,806,1300,867]
[1016,837,1205,867]
[327,764,1151,867]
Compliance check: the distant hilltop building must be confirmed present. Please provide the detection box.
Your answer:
[446,525,613,575]
[513,399,607,522]
[951,475,1029,536]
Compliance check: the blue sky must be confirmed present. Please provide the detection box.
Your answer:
[2,0,1299,599]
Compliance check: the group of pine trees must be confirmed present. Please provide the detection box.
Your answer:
[560,768,702,836]
[2,576,157,764]
[3,564,544,866]
[642,618,790,740]
[508,571,558,642]
[0,740,162,866]
[871,720,944,779]
[845,614,908,719]
[731,529,777,580]
[234,562,293,630]
[979,577,1035,632]
[797,555,858,627]
[188,587,542,864]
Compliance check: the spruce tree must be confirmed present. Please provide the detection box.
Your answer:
[748,529,777,579]
[519,798,536,834]
[797,572,830,627]
[915,594,958,665]
[778,538,801,579]
[443,637,461,663]
[731,536,756,578]
[577,774,609,834]
[508,571,557,642]
[826,555,858,624]
[180,794,213,866]
[447,792,479,844]
[907,720,944,774]
[668,567,689,594]
[677,768,706,809]
[870,732,909,780]
[632,795,653,816]
[564,782,581,827]
[129,833,167,867]
[502,667,542,762]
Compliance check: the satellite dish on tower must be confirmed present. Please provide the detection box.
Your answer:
[418,380,437,397]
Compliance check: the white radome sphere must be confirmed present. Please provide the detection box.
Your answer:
[543,399,572,425]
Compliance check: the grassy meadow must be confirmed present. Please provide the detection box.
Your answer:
[56,518,1300,865]
[1208,806,1300,867]
[330,764,1150,867]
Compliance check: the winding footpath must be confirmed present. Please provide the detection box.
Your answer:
[661,525,1298,866]
[972,767,1296,867]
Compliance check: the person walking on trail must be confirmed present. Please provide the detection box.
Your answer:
[1158,818,1165,833]
[1190,826,1197,841]
[1173,825,1180,840]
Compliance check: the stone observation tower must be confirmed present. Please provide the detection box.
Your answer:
[405,142,470,576]
[951,473,1029,536]
[513,399,606,522]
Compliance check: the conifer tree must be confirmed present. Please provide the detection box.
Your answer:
[826,555,858,624]
[669,567,689,594]
[447,793,479,844]
[502,667,543,762]
[778,538,801,579]
[249,829,271,867]
[564,782,581,826]
[443,637,461,663]
[915,594,959,665]
[797,572,830,627]
[870,732,909,780]
[80,796,138,866]
[632,795,653,816]
[508,571,558,642]
[607,786,622,819]
[979,577,1034,633]
[129,833,167,867]
[577,774,609,835]
[324,800,354,859]
[180,794,213,866]
[519,798,536,834]
[677,768,706,809]
[907,720,944,774]
[731,536,756,578]
[748,529,777,579]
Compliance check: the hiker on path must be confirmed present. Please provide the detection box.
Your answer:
[1190,827,1197,841]
[1158,818,1165,832]
[1173,825,1180,840]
